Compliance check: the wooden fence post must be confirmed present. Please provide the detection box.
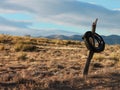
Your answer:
[83,18,98,79]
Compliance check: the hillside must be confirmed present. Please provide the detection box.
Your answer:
[46,34,120,45]
[0,34,120,90]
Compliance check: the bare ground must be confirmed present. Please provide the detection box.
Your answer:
[0,36,120,90]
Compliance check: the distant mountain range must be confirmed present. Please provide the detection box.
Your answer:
[45,35,120,45]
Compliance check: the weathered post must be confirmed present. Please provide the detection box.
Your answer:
[92,18,98,33]
[82,18,105,79]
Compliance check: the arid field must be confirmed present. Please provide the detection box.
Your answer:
[0,34,120,90]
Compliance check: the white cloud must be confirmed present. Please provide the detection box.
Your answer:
[0,25,33,35]
[0,0,120,35]
[113,8,120,11]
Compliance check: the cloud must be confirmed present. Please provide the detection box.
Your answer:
[0,0,120,35]
[0,25,33,35]
[0,16,32,28]
[33,0,120,30]
[0,0,35,13]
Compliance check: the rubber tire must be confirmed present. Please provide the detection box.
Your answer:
[83,31,105,53]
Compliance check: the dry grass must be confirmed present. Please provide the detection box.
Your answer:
[0,34,120,90]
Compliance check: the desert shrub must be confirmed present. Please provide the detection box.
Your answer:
[55,40,64,45]
[29,39,38,44]
[65,40,74,45]
[22,44,37,51]
[54,40,69,45]
[92,62,104,68]
[53,39,81,45]
[17,52,27,60]
[16,39,35,45]
[93,54,105,62]
[0,44,5,50]
[14,43,22,51]
[65,40,81,45]
[0,34,12,44]
[37,38,50,44]
[14,43,37,52]
[109,53,119,61]
[29,58,36,62]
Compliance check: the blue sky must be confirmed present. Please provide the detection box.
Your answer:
[0,0,120,36]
